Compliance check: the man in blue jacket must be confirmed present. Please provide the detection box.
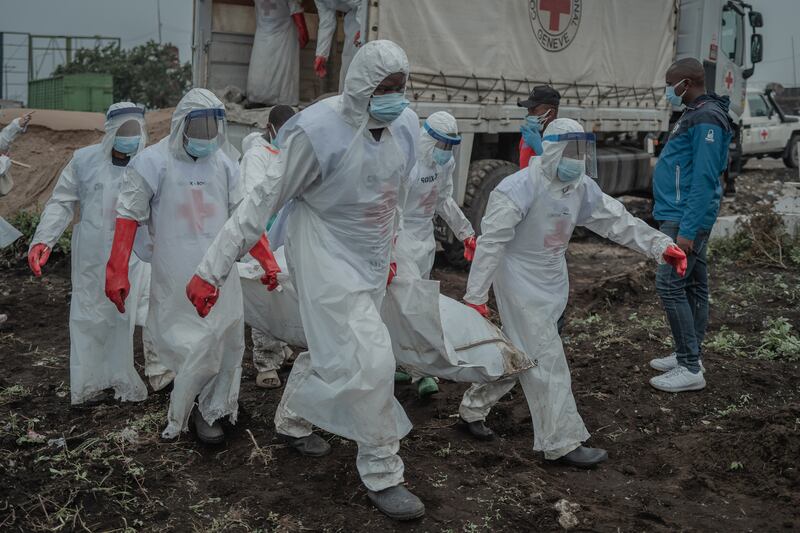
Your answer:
[649,58,732,393]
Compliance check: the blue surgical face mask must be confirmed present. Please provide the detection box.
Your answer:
[557,158,585,182]
[432,147,452,166]
[113,135,140,155]
[184,136,218,158]
[665,79,688,107]
[368,93,410,123]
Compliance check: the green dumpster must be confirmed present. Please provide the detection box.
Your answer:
[28,73,113,112]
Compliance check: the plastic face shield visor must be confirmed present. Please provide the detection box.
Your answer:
[543,131,597,179]
[424,121,461,152]
[116,119,142,136]
[184,108,226,141]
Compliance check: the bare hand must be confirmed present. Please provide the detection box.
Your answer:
[19,112,34,129]
[676,236,694,254]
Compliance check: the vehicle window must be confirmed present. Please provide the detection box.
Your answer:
[721,8,745,66]
[747,96,769,117]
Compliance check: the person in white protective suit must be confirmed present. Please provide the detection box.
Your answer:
[105,89,280,444]
[188,41,427,521]
[26,103,152,405]
[312,0,362,92]
[246,0,309,107]
[394,111,477,398]
[458,118,688,467]
[0,112,33,250]
[240,105,297,388]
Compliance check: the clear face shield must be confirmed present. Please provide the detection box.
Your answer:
[423,121,461,166]
[543,131,597,183]
[183,108,227,158]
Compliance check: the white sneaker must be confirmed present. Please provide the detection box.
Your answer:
[649,365,706,393]
[649,353,705,373]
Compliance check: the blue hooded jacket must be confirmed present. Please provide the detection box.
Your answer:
[653,93,733,240]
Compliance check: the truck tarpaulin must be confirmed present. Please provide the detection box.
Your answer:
[374,0,677,105]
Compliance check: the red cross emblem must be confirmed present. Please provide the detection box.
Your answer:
[178,188,217,234]
[724,70,734,91]
[760,128,769,141]
[540,0,571,31]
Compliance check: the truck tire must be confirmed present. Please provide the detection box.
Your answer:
[442,159,519,270]
[783,134,799,168]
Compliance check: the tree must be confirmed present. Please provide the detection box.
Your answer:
[54,40,192,109]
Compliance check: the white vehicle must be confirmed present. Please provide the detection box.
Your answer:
[740,87,800,168]
[192,0,763,265]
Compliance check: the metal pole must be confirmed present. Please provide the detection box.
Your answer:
[0,32,4,100]
[157,0,163,44]
[793,35,798,87]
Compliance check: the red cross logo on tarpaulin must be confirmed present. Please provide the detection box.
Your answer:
[540,0,571,31]
[760,128,769,142]
[724,70,734,91]
[529,0,581,52]
[178,188,217,235]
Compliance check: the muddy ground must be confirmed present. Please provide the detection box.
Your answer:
[1,164,799,532]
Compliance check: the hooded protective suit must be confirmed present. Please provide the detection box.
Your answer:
[239,131,291,375]
[193,40,418,491]
[116,89,244,439]
[314,0,362,91]
[247,0,304,105]
[30,103,151,404]
[459,118,675,458]
[396,111,473,279]
[0,117,25,247]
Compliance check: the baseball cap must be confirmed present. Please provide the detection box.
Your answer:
[517,85,561,108]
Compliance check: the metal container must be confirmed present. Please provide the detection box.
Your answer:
[27,73,113,112]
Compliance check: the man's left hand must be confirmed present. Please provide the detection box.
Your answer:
[676,236,694,254]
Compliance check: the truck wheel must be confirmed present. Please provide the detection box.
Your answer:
[442,159,519,270]
[783,134,800,168]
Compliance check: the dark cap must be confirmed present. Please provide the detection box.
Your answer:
[517,85,561,108]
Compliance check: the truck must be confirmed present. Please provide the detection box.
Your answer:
[740,86,800,169]
[192,0,764,265]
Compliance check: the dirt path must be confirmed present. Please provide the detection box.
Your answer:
[1,169,799,531]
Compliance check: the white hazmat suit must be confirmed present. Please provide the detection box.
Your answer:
[239,131,292,377]
[116,89,244,439]
[247,0,304,106]
[30,103,151,404]
[0,118,25,247]
[193,41,418,491]
[314,0,362,91]
[396,111,474,279]
[460,118,675,459]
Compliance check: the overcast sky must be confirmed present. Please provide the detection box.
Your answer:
[1,0,799,102]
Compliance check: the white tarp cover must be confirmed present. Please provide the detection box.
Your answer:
[376,0,677,93]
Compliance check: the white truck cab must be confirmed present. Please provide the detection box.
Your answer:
[741,88,800,168]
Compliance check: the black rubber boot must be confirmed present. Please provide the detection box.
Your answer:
[459,417,496,441]
[548,445,608,468]
[367,485,425,521]
[277,433,331,457]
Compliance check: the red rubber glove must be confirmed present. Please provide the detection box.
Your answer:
[387,262,397,287]
[186,275,219,318]
[463,235,477,262]
[28,243,51,277]
[292,13,309,49]
[249,234,281,291]
[314,56,328,78]
[105,218,138,313]
[663,244,688,277]
[519,138,536,169]
[464,301,489,317]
